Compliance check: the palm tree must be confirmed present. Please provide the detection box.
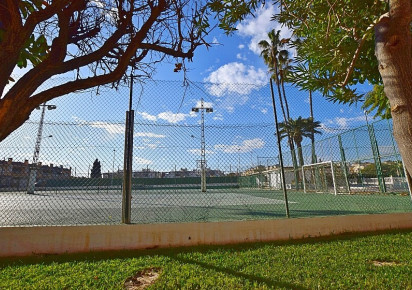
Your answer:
[278,117,322,167]
[258,30,289,121]
[288,54,318,164]
[259,29,301,189]
[278,49,293,120]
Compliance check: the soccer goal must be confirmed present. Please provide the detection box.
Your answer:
[302,161,350,195]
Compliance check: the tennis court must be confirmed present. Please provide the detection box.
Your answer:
[1,187,411,226]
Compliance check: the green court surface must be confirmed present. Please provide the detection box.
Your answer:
[1,187,411,226]
[130,188,412,223]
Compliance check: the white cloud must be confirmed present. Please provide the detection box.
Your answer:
[204,62,267,97]
[213,113,224,121]
[138,112,157,121]
[260,108,268,114]
[243,138,265,149]
[215,138,265,153]
[135,146,146,150]
[157,111,193,123]
[145,143,159,149]
[134,157,153,165]
[236,53,247,61]
[90,121,124,134]
[89,0,118,24]
[137,110,195,124]
[194,100,214,108]
[333,116,365,128]
[321,115,366,132]
[74,117,165,138]
[72,117,124,135]
[226,106,235,113]
[238,44,245,49]
[319,123,340,134]
[134,132,165,138]
[236,4,293,55]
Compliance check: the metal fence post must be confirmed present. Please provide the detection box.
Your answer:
[338,134,351,194]
[122,75,134,224]
[122,110,134,224]
[365,115,386,193]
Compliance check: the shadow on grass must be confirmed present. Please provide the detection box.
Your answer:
[166,254,309,290]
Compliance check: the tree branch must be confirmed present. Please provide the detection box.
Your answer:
[139,43,196,59]
[3,2,84,102]
[0,0,72,96]
[25,0,169,107]
[5,0,22,29]
[340,20,378,87]
[280,1,310,30]
[24,0,70,33]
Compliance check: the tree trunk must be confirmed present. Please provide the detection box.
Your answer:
[297,143,304,167]
[288,139,300,189]
[281,80,291,120]
[309,90,317,164]
[0,98,34,142]
[273,69,287,122]
[375,0,412,178]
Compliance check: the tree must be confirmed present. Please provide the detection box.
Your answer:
[0,0,246,142]
[259,29,302,188]
[278,49,293,120]
[360,160,404,178]
[90,159,101,178]
[278,117,322,167]
[272,0,412,181]
[258,29,289,121]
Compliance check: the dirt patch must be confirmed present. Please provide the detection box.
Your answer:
[372,260,402,267]
[124,267,162,289]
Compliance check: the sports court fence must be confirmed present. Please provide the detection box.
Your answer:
[0,80,411,226]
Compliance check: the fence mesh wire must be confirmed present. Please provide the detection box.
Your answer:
[1,80,411,226]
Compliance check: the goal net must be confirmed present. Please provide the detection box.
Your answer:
[302,161,350,195]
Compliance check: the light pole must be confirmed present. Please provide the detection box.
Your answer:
[111,149,116,187]
[192,98,213,192]
[238,147,241,176]
[27,103,56,194]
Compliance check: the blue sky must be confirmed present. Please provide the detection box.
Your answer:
[3,3,380,176]
[142,3,373,129]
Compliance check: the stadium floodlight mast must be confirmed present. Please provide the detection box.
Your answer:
[27,103,56,194]
[192,98,213,192]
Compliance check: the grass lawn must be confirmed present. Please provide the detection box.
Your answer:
[1,230,412,289]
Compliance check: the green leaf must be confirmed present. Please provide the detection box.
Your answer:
[362,84,391,119]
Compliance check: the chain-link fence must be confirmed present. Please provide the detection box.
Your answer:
[1,80,411,226]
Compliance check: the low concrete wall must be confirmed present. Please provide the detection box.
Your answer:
[1,213,412,257]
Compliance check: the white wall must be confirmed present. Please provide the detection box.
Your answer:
[1,213,411,257]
